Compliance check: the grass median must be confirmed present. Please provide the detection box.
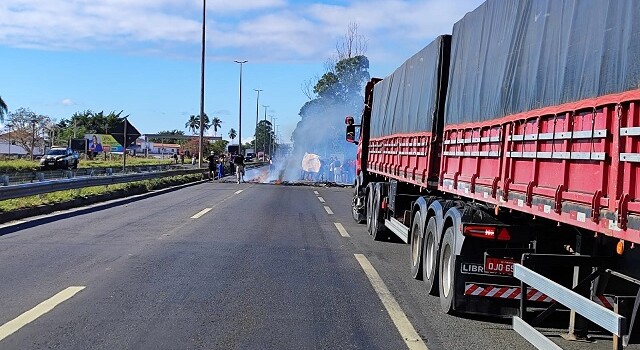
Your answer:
[0,158,174,173]
[0,173,203,213]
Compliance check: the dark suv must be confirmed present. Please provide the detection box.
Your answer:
[40,147,79,170]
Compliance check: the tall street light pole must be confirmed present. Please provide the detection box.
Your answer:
[6,124,12,158]
[198,0,207,168]
[262,105,268,157]
[254,89,262,147]
[234,60,248,155]
[270,116,277,158]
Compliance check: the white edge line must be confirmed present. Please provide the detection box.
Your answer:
[354,254,428,350]
[324,206,334,215]
[0,286,86,342]
[334,222,350,237]
[318,197,326,203]
[191,207,213,219]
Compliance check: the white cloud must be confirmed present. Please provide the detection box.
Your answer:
[61,98,75,106]
[0,0,483,63]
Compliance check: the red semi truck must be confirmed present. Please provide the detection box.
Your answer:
[346,0,640,344]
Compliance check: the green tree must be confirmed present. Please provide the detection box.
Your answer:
[55,110,127,145]
[293,24,370,158]
[0,96,7,123]
[185,113,211,135]
[228,128,237,144]
[208,139,229,155]
[4,108,52,157]
[254,120,274,154]
[150,130,185,144]
[211,117,222,136]
[185,115,199,134]
[201,114,211,133]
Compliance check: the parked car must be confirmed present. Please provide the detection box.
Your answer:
[39,147,79,170]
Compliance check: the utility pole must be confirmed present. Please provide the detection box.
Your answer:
[270,116,277,158]
[254,89,262,148]
[123,117,128,172]
[30,118,37,160]
[234,60,247,156]
[198,0,207,168]
[262,105,268,157]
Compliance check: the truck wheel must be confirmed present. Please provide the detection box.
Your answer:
[409,211,423,279]
[352,186,366,224]
[422,217,439,295]
[366,185,375,235]
[439,226,456,314]
[371,185,385,241]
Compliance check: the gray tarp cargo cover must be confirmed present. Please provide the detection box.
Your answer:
[370,35,450,138]
[445,0,640,125]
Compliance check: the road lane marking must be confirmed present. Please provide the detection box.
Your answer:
[235,190,243,194]
[354,254,428,350]
[324,206,334,215]
[0,286,85,342]
[313,190,319,195]
[334,223,350,237]
[318,197,326,203]
[0,220,26,229]
[191,208,213,219]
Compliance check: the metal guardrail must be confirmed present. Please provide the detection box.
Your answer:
[0,164,179,186]
[513,263,629,350]
[0,168,207,201]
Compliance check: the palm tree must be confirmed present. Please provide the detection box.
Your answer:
[211,117,222,136]
[0,96,7,123]
[185,115,199,134]
[228,128,237,144]
[201,113,211,133]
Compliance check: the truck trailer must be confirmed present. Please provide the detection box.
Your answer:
[346,0,640,345]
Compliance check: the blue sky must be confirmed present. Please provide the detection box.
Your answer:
[0,0,483,144]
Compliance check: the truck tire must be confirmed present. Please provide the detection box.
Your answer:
[352,185,366,224]
[371,184,386,241]
[422,217,439,295]
[366,185,375,235]
[409,210,423,279]
[439,226,456,314]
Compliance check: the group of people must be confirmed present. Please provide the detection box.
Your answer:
[207,151,246,183]
[302,157,354,183]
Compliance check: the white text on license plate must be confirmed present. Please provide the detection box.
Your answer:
[484,257,515,275]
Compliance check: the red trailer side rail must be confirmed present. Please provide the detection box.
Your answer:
[439,90,640,244]
[367,132,439,189]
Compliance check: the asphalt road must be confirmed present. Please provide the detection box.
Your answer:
[0,182,624,349]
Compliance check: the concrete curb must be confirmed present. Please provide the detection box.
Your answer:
[0,176,209,226]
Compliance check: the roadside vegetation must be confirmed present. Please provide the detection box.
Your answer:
[0,157,174,173]
[0,173,202,212]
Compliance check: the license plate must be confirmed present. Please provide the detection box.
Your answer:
[484,257,516,275]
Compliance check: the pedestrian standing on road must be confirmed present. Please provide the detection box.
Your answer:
[233,153,245,184]
[333,158,342,183]
[229,154,236,175]
[191,155,196,165]
[173,152,178,164]
[206,151,216,180]
[328,157,335,182]
[217,159,224,180]
[180,153,185,165]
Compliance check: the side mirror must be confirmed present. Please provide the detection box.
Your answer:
[345,116,355,125]
[346,124,357,144]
